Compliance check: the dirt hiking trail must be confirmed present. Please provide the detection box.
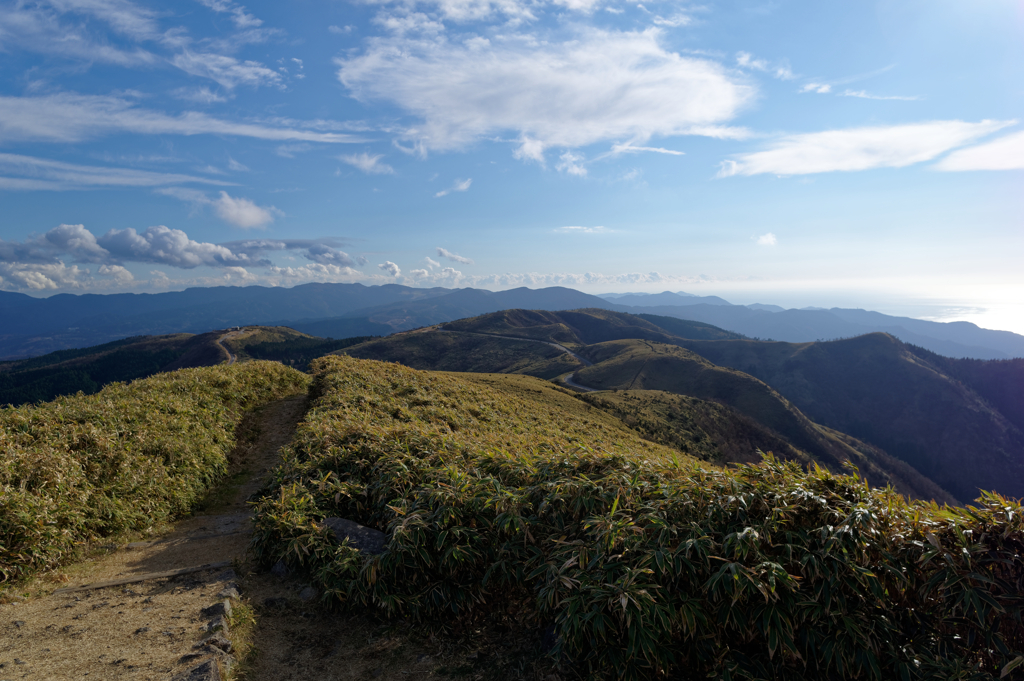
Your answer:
[0,394,306,680]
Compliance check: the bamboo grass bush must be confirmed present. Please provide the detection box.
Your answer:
[0,361,309,582]
[252,356,1024,680]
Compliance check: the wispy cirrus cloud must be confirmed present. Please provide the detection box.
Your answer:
[933,128,1024,171]
[839,89,920,101]
[171,51,283,89]
[435,178,472,197]
[339,152,395,174]
[735,51,795,80]
[556,225,610,233]
[0,153,235,191]
[337,28,754,163]
[718,120,1013,177]
[0,93,364,144]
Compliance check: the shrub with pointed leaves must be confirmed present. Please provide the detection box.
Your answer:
[252,356,1024,680]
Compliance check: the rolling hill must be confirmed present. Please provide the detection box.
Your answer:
[340,310,954,501]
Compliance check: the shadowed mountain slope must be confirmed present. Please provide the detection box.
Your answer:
[444,308,745,345]
[672,333,1024,502]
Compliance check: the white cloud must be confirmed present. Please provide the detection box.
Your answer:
[756,232,777,246]
[436,247,473,264]
[934,129,1024,171]
[98,264,134,282]
[213,192,282,229]
[276,143,313,158]
[424,256,441,268]
[0,261,91,291]
[227,157,249,172]
[171,51,282,89]
[337,28,755,161]
[0,94,363,144]
[839,89,920,101]
[556,151,587,176]
[718,120,1014,177]
[328,24,353,34]
[378,261,401,277]
[339,152,396,174]
[98,225,252,267]
[0,153,235,191]
[171,87,230,104]
[0,1,160,66]
[608,143,685,156]
[435,178,472,197]
[196,0,263,29]
[557,225,609,233]
[652,13,692,27]
[409,268,430,278]
[735,52,795,80]
[800,83,831,94]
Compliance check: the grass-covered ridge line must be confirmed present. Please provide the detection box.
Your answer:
[254,356,1024,680]
[0,361,309,582]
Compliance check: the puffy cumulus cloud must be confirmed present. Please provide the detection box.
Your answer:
[378,261,402,277]
[934,129,1024,171]
[0,261,91,291]
[98,264,134,282]
[718,120,1014,177]
[337,28,755,161]
[303,243,358,267]
[41,223,109,261]
[409,268,430,278]
[97,225,252,268]
[756,232,777,246]
[213,191,282,229]
[339,152,395,174]
[436,247,473,264]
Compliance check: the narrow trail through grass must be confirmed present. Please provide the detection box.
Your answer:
[0,392,308,680]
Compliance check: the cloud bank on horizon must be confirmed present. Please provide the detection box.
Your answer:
[0,0,1021,331]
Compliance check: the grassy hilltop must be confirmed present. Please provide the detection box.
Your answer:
[252,355,1024,680]
[0,361,308,581]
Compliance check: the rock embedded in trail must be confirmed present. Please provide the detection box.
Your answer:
[322,517,387,555]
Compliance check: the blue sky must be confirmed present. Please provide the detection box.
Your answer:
[1,0,1022,331]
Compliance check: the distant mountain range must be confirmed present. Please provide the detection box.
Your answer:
[1,283,1021,360]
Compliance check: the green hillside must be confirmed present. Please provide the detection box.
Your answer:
[0,333,215,406]
[252,355,1024,680]
[342,328,582,378]
[673,333,1024,502]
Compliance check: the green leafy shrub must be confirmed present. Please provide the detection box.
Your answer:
[0,361,309,582]
[253,356,1024,680]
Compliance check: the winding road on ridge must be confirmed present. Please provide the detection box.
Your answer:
[216,329,243,365]
[437,327,599,392]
